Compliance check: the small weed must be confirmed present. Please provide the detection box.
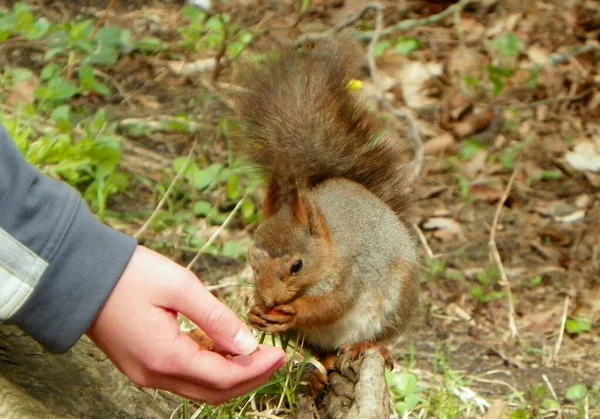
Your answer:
[470,265,505,303]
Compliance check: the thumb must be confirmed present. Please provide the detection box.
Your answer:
[172,274,259,356]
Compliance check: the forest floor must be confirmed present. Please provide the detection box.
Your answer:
[1,0,599,418]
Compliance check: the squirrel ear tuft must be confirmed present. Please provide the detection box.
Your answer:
[292,190,328,238]
[263,179,281,218]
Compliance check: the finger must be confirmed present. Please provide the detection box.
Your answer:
[170,275,259,356]
[146,359,285,405]
[259,311,292,323]
[166,334,287,389]
[277,305,295,314]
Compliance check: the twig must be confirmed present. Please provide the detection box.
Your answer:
[542,374,560,403]
[295,3,382,45]
[488,166,519,340]
[357,0,476,42]
[212,15,229,82]
[89,0,118,39]
[365,4,384,90]
[364,5,424,184]
[549,42,600,66]
[133,140,197,239]
[547,296,569,367]
[383,104,424,184]
[413,224,434,259]
[186,194,247,271]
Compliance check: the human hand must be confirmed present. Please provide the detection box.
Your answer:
[87,245,287,405]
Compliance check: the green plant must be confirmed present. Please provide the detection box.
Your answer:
[178,6,253,61]
[387,370,427,414]
[470,265,505,303]
[0,2,50,42]
[565,316,592,335]
[1,108,129,217]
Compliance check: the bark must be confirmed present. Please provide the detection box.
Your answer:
[0,325,179,419]
[297,348,391,419]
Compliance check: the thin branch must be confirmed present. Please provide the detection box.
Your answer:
[549,42,600,66]
[89,0,118,39]
[488,166,519,339]
[133,140,197,239]
[357,0,476,42]
[364,5,424,184]
[413,224,434,259]
[548,296,569,367]
[295,3,382,45]
[186,194,247,271]
[383,104,424,184]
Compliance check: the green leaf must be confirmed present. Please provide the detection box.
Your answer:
[493,33,522,57]
[172,156,196,177]
[241,200,255,219]
[192,163,222,190]
[192,201,213,217]
[374,40,391,58]
[88,43,119,66]
[35,76,79,102]
[459,138,486,160]
[300,0,313,13]
[394,37,421,55]
[565,384,588,402]
[222,241,246,259]
[25,17,50,40]
[226,174,240,200]
[41,63,61,81]
[539,170,563,180]
[50,105,72,131]
[542,398,560,410]
[135,37,164,53]
[565,317,592,335]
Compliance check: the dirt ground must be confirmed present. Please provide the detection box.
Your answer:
[1,0,599,417]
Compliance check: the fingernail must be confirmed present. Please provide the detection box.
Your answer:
[233,329,258,355]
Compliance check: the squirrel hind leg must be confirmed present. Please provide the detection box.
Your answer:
[306,353,339,396]
[339,341,395,371]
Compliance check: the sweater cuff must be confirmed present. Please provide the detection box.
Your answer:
[9,195,137,353]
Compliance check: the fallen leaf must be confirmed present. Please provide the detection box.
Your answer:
[463,150,488,179]
[167,58,217,76]
[6,76,39,105]
[424,133,456,155]
[422,217,463,241]
[482,399,509,419]
[565,140,600,172]
[395,60,443,109]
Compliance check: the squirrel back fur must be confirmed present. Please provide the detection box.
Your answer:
[233,42,413,227]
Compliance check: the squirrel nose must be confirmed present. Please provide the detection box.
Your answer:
[263,297,275,308]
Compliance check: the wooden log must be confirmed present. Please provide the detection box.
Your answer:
[297,348,391,419]
[0,325,179,418]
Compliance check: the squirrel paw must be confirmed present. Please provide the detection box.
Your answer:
[248,304,296,333]
[339,341,395,371]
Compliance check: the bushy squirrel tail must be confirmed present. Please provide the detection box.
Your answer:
[233,42,413,226]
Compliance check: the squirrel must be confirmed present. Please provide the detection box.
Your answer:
[232,42,420,369]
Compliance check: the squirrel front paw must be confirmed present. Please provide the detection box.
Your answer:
[248,304,296,334]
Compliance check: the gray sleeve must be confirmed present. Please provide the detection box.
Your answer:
[0,123,137,353]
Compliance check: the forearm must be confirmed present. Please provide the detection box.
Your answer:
[293,293,348,329]
[0,123,137,353]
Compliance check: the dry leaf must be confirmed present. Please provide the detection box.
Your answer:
[422,217,463,241]
[482,399,509,419]
[167,58,217,75]
[565,140,600,172]
[395,61,443,109]
[424,133,456,155]
[6,76,39,105]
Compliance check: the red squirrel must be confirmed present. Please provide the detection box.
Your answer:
[232,42,419,370]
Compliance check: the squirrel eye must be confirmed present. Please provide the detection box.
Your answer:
[290,260,303,275]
